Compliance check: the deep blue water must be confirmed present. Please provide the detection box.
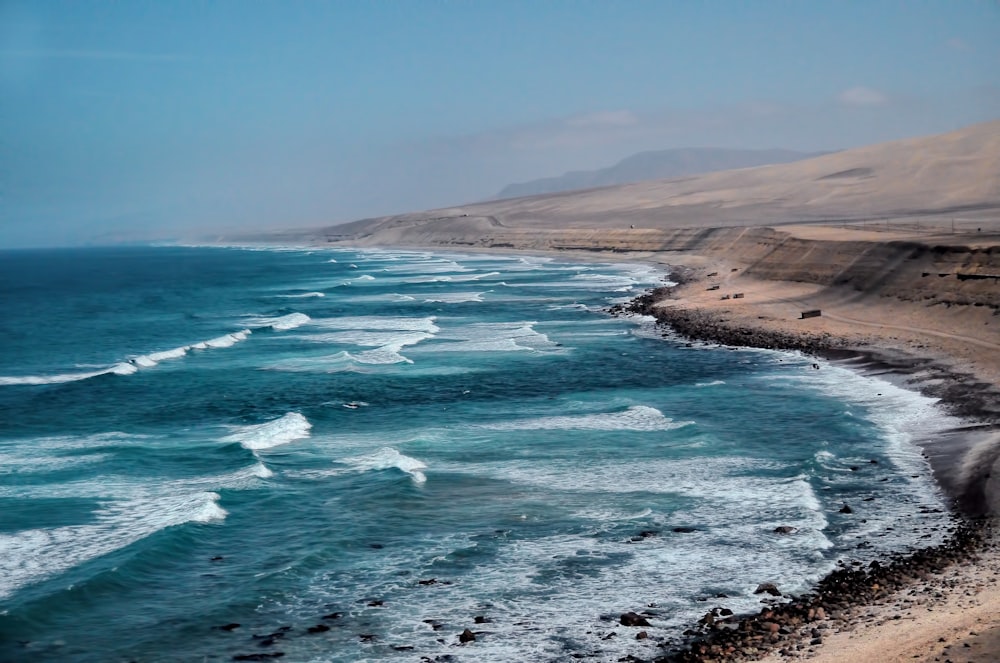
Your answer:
[0,246,955,662]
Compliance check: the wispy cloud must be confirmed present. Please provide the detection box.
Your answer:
[0,49,187,63]
[837,86,890,107]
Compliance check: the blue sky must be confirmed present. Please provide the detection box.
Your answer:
[2,1,998,247]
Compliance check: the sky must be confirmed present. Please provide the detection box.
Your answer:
[2,1,999,247]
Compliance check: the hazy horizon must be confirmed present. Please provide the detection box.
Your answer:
[3,2,999,248]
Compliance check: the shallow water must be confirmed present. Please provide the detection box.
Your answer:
[0,246,956,662]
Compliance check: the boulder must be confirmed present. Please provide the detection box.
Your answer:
[754,583,782,597]
[620,612,651,627]
[459,629,476,643]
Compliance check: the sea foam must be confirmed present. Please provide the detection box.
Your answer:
[343,447,427,484]
[485,405,691,432]
[223,412,312,450]
[0,490,226,601]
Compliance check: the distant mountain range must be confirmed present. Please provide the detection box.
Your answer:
[494,147,830,199]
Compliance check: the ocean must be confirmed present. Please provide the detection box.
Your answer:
[0,246,957,662]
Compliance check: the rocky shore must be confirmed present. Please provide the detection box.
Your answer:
[651,521,992,663]
[609,283,1000,662]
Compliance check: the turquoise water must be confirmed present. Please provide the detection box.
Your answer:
[0,246,955,662]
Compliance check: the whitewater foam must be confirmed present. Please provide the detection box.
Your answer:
[246,313,311,331]
[310,315,439,333]
[422,292,485,303]
[485,405,693,432]
[342,447,427,484]
[424,321,559,353]
[204,329,252,348]
[223,412,312,451]
[275,291,325,299]
[0,490,226,601]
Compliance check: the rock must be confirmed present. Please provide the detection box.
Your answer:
[418,578,438,586]
[322,612,342,620]
[367,600,384,607]
[620,612,652,627]
[359,634,376,642]
[760,621,780,634]
[211,556,224,561]
[672,526,698,533]
[307,624,330,634]
[773,526,796,534]
[720,608,734,616]
[219,623,241,631]
[754,583,782,597]
[233,655,285,661]
[839,504,853,514]
[459,629,476,643]
[638,530,658,538]
[636,631,648,640]
[473,616,489,624]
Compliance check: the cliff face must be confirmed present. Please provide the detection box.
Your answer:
[713,228,1000,311]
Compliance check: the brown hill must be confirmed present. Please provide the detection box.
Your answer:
[290,119,999,249]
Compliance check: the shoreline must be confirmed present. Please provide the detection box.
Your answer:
[616,270,1000,662]
[224,239,1000,660]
